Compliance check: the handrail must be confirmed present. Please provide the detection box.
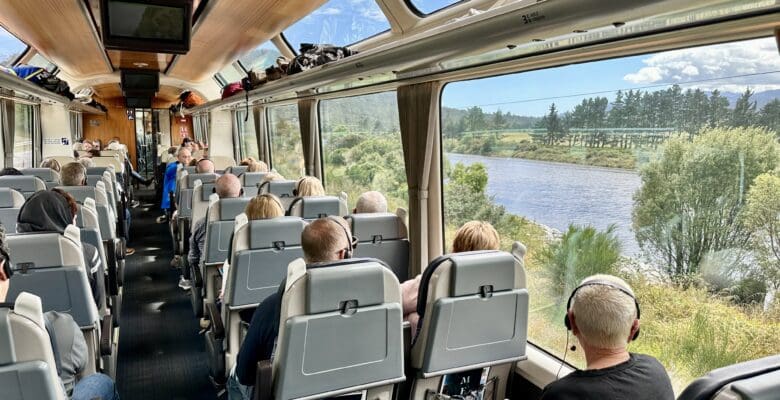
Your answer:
[0,71,105,115]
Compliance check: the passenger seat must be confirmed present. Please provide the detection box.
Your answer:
[238,172,267,197]
[0,188,25,234]
[0,292,68,400]
[678,354,780,400]
[258,180,297,209]
[287,195,348,220]
[347,212,411,282]
[0,175,46,199]
[21,168,60,189]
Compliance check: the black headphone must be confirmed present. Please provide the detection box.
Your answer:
[293,177,305,197]
[327,216,356,259]
[564,279,641,341]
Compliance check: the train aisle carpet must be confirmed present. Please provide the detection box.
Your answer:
[117,189,218,400]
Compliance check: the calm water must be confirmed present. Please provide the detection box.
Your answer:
[448,153,642,255]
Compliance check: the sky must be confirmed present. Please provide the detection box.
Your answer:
[0,26,26,66]
[442,37,780,116]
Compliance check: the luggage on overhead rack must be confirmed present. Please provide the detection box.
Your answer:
[221,82,243,100]
[287,43,357,76]
[12,64,75,100]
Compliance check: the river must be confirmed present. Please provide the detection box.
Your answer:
[447,153,642,255]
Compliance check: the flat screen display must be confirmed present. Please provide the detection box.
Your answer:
[101,0,192,54]
[126,96,152,109]
[121,70,159,92]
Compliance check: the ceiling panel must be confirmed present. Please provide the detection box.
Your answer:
[93,83,196,105]
[107,50,173,71]
[0,0,111,76]
[168,0,327,82]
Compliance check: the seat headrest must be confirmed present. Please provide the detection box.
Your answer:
[265,180,296,198]
[8,232,81,270]
[241,172,267,187]
[199,183,217,201]
[12,292,45,331]
[0,176,45,192]
[227,166,248,176]
[248,217,305,249]
[0,188,23,208]
[21,168,59,183]
[85,167,109,176]
[292,196,342,219]
[57,186,97,204]
[448,251,516,296]
[218,197,250,221]
[306,260,387,314]
[188,173,217,187]
[349,212,405,242]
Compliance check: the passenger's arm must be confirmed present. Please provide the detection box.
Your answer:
[235,293,279,386]
[187,220,204,267]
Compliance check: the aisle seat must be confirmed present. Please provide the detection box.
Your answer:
[6,226,104,376]
[58,183,117,240]
[287,196,348,220]
[91,157,123,173]
[0,292,67,400]
[347,212,410,282]
[408,246,529,400]
[255,258,405,400]
[21,168,60,189]
[0,188,25,234]
[678,354,780,400]
[0,176,45,199]
[209,216,306,380]
[259,180,297,209]
[239,172,267,197]
[225,166,248,176]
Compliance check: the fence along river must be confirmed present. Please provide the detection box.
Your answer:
[447,153,642,256]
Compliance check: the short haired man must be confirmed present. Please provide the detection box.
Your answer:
[61,162,87,186]
[227,217,354,400]
[540,274,673,400]
[159,147,192,222]
[196,158,215,174]
[181,174,241,290]
[354,191,388,213]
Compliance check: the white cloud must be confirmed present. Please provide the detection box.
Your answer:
[360,7,387,22]
[622,37,780,92]
[315,7,342,16]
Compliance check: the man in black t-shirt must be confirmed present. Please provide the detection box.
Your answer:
[541,274,674,400]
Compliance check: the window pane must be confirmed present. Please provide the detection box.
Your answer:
[217,63,244,85]
[441,37,780,392]
[13,103,33,169]
[283,0,389,52]
[0,26,26,67]
[239,41,281,73]
[27,53,57,72]
[408,0,461,15]
[268,104,303,178]
[237,110,259,160]
[320,92,407,212]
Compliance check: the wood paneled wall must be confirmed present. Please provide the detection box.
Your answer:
[82,98,137,167]
[171,114,194,147]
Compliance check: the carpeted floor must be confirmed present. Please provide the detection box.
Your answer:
[116,190,218,400]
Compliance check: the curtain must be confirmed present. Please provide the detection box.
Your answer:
[397,82,444,275]
[32,105,42,165]
[193,113,210,144]
[297,99,322,178]
[69,111,82,143]
[231,110,242,162]
[253,106,270,165]
[0,96,15,167]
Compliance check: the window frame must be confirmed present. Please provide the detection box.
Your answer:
[404,0,468,17]
[266,102,304,178]
[0,26,29,68]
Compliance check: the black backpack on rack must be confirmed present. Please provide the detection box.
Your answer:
[287,43,357,75]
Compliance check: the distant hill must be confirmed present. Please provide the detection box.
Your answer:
[720,89,780,109]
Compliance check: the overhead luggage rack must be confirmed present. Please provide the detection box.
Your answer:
[0,71,105,115]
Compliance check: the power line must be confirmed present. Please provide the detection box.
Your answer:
[452,70,780,109]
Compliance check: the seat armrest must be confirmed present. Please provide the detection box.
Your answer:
[103,240,120,296]
[207,302,225,339]
[100,316,112,356]
[253,359,273,400]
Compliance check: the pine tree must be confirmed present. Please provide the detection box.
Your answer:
[731,88,758,128]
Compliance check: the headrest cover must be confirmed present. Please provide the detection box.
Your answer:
[267,180,296,198]
[0,188,16,207]
[350,212,404,242]
[14,292,45,330]
[219,198,250,221]
[449,251,516,296]
[299,196,341,219]
[242,172,267,187]
[57,186,96,204]
[306,260,386,314]
[187,173,217,187]
[0,176,44,192]
[8,233,79,269]
[248,217,305,249]
[22,168,59,182]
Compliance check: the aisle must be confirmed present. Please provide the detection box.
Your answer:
[117,190,218,400]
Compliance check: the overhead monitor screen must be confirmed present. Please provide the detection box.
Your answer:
[101,0,192,54]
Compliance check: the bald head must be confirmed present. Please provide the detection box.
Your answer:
[301,217,352,264]
[215,174,241,198]
[197,158,215,174]
[355,191,388,213]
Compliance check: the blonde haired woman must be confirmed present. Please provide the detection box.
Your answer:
[295,176,325,197]
[402,220,501,335]
[40,158,62,173]
[247,160,269,173]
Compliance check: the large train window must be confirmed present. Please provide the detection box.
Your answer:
[406,0,464,15]
[282,0,389,53]
[319,91,408,211]
[236,109,258,160]
[0,26,27,66]
[13,103,34,169]
[238,41,281,73]
[268,104,304,178]
[440,37,780,392]
[26,52,57,73]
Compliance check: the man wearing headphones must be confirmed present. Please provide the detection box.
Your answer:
[228,216,355,400]
[541,274,673,400]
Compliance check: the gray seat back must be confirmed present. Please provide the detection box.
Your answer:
[259,180,297,209]
[225,217,306,309]
[203,197,250,265]
[0,176,45,199]
[411,249,528,377]
[186,173,218,189]
[225,166,248,176]
[56,185,115,239]
[6,227,100,328]
[240,172,267,188]
[287,196,346,220]
[86,167,121,193]
[0,293,66,400]
[347,213,410,282]
[0,188,24,234]
[274,259,405,400]
[86,173,117,218]
[21,168,60,190]
[678,354,780,400]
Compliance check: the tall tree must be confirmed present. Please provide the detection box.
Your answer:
[708,89,731,128]
[759,99,780,134]
[731,88,758,128]
[543,103,564,144]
